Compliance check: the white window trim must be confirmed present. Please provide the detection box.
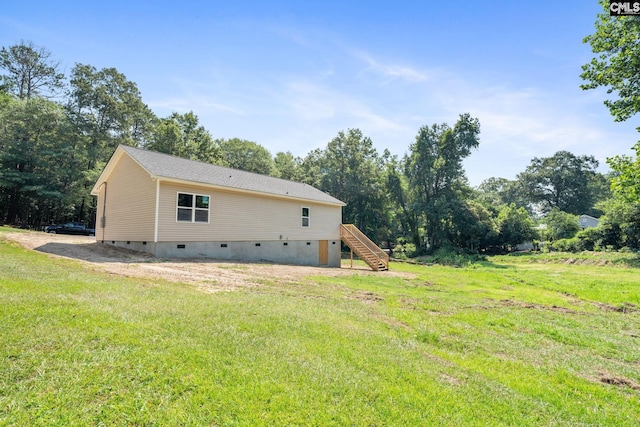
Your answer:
[176,192,210,224]
[301,206,310,228]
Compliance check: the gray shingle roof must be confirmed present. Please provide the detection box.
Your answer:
[120,145,345,206]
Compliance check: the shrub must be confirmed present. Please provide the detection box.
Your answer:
[549,238,581,252]
[575,227,602,251]
[544,209,580,241]
[392,242,416,259]
[427,247,486,267]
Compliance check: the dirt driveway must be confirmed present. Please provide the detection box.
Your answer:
[3,232,407,292]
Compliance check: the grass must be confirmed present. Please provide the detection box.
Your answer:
[1,230,639,425]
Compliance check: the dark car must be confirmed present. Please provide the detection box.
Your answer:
[45,222,95,236]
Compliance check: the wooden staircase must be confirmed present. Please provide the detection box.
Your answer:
[340,224,389,271]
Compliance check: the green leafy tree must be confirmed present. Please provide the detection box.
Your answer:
[385,155,420,249]
[496,204,537,250]
[585,171,612,217]
[516,151,599,215]
[451,199,499,251]
[596,197,640,250]
[315,129,388,239]
[148,118,182,155]
[543,209,580,241]
[273,151,302,181]
[582,4,640,249]
[67,64,156,169]
[297,148,324,188]
[404,113,481,251]
[0,41,64,100]
[477,177,528,212]
[66,64,156,221]
[607,143,640,203]
[581,2,640,127]
[0,91,11,105]
[146,112,219,163]
[217,138,276,175]
[0,97,74,224]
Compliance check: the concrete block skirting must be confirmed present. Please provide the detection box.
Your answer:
[100,239,342,267]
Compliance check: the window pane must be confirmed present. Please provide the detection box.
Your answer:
[196,195,209,209]
[177,208,192,221]
[194,209,208,223]
[302,217,309,227]
[178,193,193,207]
[302,207,309,217]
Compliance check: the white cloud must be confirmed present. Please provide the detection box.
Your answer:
[143,36,638,184]
[283,79,409,133]
[352,50,431,83]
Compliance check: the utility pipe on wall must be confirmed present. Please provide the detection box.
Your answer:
[97,182,107,242]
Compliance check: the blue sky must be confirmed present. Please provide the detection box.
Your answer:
[2,0,638,185]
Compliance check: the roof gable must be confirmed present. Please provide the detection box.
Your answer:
[92,145,345,206]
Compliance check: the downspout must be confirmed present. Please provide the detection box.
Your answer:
[154,178,160,243]
[97,182,107,242]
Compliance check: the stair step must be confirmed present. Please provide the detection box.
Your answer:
[341,224,389,272]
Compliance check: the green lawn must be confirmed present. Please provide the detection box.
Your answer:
[1,231,639,426]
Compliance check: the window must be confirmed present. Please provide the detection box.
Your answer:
[177,192,210,223]
[302,207,310,227]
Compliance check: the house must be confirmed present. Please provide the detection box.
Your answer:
[579,214,599,229]
[91,145,347,267]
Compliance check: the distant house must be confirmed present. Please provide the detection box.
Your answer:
[91,145,347,267]
[579,214,599,229]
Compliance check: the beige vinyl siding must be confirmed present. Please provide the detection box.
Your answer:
[96,154,156,241]
[157,182,341,242]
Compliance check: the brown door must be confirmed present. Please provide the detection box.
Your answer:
[318,240,329,265]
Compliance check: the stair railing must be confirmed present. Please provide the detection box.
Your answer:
[340,224,389,270]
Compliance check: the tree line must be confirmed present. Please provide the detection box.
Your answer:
[2,3,640,257]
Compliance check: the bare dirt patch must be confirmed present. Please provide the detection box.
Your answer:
[2,232,412,292]
[593,301,639,313]
[596,372,640,390]
[498,299,578,314]
[350,290,384,303]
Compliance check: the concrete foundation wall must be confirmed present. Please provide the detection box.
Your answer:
[101,239,342,267]
[103,240,157,255]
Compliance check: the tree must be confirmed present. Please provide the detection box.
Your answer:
[66,64,156,221]
[273,151,302,181]
[217,138,276,175]
[67,64,156,169]
[404,113,481,251]
[385,155,420,249]
[0,97,74,224]
[597,145,640,249]
[297,148,324,188]
[516,151,599,215]
[496,204,536,250]
[581,2,640,127]
[450,199,499,251]
[543,209,580,241]
[476,177,528,212]
[146,111,219,163]
[597,198,640,250]
[585,171,612,217]
[0,41,65,100]
[315,129,388,239]
[607,142,640,203]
